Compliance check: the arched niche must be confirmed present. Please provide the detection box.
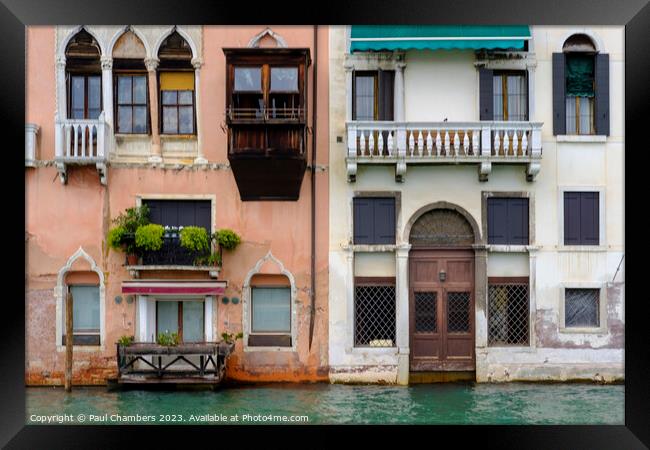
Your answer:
[563,34,597,53]
[404,202,482,247]
[157,30,193,69]
[112,29,147,60]
[65,28,101,72]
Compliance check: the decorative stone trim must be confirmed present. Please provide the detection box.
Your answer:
[247,28,288,48]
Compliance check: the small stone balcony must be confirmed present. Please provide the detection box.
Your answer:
[345,120,543,182]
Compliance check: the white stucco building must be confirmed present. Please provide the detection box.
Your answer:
[328,25,624,384]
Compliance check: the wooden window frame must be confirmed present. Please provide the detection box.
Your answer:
[352,71,378,121]
[250,285,292,335]
[114,72,150,134]
[493,70,529,121]
[158,70,197,136]
[66,73,102,120]
[62,284,101,346]
[564,52,596,135]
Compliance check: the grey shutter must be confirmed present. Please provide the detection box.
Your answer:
[487,198,507,245]
[145,200,162,226]
[353,198,374,244]
[580,192,599,245]
[552,53,566,135]
[594,53,610,136]
[564,193,580,245]
[374,198,396,244]
[144,200,211,229]
[508,198,529,245]
[479,68,494,120]
[378,70,394,121]
[197,202,212,231]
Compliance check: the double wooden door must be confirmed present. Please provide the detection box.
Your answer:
[409,249,475,371]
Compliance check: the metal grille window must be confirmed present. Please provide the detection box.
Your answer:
[354,283,396,347]
[565,288,599,327]
[488,281,529,345]
[414,292,437,333]
[447,292,470,333]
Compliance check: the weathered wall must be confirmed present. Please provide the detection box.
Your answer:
[25,25,330,385]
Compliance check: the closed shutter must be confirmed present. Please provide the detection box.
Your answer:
[353,198,374,244]
[594,53,610,136]
[143,200,211,230]
[374,198,396,244]
[353,197,396,245]
[580,192,599,245]
[564,192,581,245]
[378,70,394,121]
[487,198,508,245]
[479,68,494,120]
[552,53,566,135]
[507,198,529,245]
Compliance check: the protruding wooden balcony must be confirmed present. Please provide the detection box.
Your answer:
[345,120,543,182]
[115,341,235,385]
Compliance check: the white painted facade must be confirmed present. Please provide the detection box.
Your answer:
[328,26,624,383]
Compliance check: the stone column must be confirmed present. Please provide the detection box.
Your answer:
[345,247,355,353]
[473,245,489,382]
[56,56,67,120]
[395,244,411,385]
[192,58,208,165]
[394,62,406,122]
[344,63,354,122]
[145,58,162,163]
[100,56,114,131]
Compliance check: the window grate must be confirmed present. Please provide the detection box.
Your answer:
[414,292,437,333]
[447,292,470,333]
[354,285,396,347]
[565,288,599,327]
[488,283,529,345]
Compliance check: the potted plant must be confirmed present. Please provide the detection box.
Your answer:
[107,205,151,265]
[214,229,242,268]
[157,331,180,346]
[179,226,211,257]
[117,335,135,346]
[135,224,165,252]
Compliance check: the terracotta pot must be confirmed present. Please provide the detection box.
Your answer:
[126,254,139,265]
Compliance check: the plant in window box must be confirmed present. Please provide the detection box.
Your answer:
[179,226,211,265]
[107,205,151,265]
[135,224,165,252]
[214,229,242,268]
[157,331,180,347]
[220,331,243,352]
[117,335,135,346]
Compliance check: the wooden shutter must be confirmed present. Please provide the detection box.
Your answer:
[374,198,396,244]
[378,70,394,121]
[594,53,610,136]
[143,200,211,229]
[353,198,374,244]
[564,192,581,245]
[507,198,529,245]
[580,192,599,245]
[487,198,508,245]
[479,68,494,121]
[552,53,566,135]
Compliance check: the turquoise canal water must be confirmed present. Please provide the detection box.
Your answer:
[26,383,623,425]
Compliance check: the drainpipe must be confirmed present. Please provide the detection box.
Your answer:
[309,25,318,351]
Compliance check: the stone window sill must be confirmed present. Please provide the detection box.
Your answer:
[556,135,607,143]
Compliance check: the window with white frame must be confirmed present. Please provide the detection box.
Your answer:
[63,285,100,345]
[249,286,292,347]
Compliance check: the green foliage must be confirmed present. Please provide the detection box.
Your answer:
[194,251,222,267]
[216,229,241,251]
[180,226,210,253]
[107,226,127,251]
[221,331,244,343]
[157,331,180,346]
[118,335,134,346]
[107,205,150,255]
[135,224,164,251]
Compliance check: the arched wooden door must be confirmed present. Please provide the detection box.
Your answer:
[408,208,476,372]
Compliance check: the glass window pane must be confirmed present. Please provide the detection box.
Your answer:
[182,301,204,342]
[493,75,504,120]
[69,286,100,332]
[507,75,527,121]
[88,108,101,120]
[157,301,179,336]
[566,97,577,134]
[579,97,592,134]
[234,67,262,92]
[117,106,132,133]
[133,106,147,133]
[178,90,193,105]
[178,106,193,134]
[270,67,298,92]
[565,289,599,327]
[354,75,375,121]
[87,76,101,110]
[162,107,178,134]
[118,76,132,104]
[252,287,291,333]
[133,76,147,104]
[162,90,177,105]
[71,76,85,109]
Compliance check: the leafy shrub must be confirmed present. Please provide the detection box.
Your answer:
[135,224,164,251]
[221,331,244,344]
[108,226,127,251]
[118,335,134,346]
[157,331,180,346]
[194,251,222,267]
[216,229,241,251]
[107,205,150,255]
[179,226,210,253]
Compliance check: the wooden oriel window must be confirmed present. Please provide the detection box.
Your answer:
[115,74,148,133]
[493,71,528,121]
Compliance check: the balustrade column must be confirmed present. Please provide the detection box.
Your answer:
[192,58,207,165]
[100,57,114,132]
[344,63,354,122]
[394,62,406,122]
[145,58,162,163]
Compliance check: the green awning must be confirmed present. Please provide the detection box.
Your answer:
[350,25,531,52]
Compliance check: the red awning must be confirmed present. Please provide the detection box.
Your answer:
[122,280,227,295]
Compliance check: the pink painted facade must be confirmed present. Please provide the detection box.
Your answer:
[25,25,329,385]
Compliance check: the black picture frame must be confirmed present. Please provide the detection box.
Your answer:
[5,0,649,447]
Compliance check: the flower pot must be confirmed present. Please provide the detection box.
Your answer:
[126,254,139,265]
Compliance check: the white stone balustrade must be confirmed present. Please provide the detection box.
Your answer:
[346,120,543,182]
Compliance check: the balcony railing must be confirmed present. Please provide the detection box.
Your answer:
[54,112,110,185]
[346,120,543,182]
[141,235,209,266]
[226,106,306,123]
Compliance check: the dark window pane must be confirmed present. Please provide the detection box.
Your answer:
[133,76,147,104]
[178,90,193,105]
[118,76,132,104]
[251,287,291,333]
[87,76,101,110]
[133,106,147,133]
[71,108,85,119]
[68,286,100,333]
[88,108,101,120]
[488,283,529,345]
[354,75,375,121]
[270,67,298,92]
[354,284,396,347]
[178,106,193,133]
[162,106,178,133]
[117,106,132,133]
[234,67,262,92]
[565,288,599,327]
[71,76,85,109]
[162,90,177,105]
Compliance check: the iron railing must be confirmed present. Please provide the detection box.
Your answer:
[140,234,210,266]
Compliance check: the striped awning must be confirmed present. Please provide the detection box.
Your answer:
[350,25,531,52]
[122,280,227,295]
